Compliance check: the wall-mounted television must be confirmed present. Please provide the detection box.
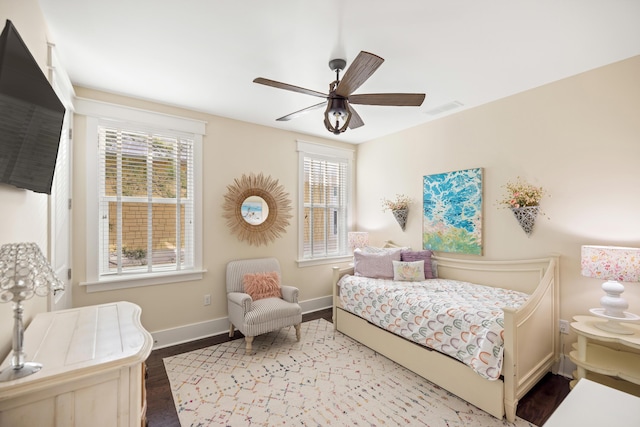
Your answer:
[0,19,65,195]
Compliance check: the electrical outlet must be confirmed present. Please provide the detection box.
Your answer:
[559,319,570,334]
[204,294,211,306]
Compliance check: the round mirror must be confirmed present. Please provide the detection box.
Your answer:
[241,196,269,225]
[222,173,292,246]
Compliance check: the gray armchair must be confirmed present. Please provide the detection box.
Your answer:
[226,257,302,354]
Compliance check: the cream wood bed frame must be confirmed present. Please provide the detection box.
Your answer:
[332,254,559,422]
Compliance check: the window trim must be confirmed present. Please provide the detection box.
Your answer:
[296,140,354,267]
[77,98,206,291]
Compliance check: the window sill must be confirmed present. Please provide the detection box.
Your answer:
[296,255,353,268]
[80,269,207,292]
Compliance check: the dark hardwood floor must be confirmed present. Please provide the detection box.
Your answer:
[145,309,569,426]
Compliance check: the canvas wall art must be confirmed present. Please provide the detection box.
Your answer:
[423,168,483,255]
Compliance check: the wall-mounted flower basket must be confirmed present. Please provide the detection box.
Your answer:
[498,177,547,237]
[392,209,408,231]
[381,194,412,232]
[511,206,539,236]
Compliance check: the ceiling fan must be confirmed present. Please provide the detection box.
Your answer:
[253,51,426,135]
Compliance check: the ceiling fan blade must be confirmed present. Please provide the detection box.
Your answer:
[335,51,384,97]
[347,104,364,129]
[254,77,327,98]
[349,93,425,106]
[276,101,327,121]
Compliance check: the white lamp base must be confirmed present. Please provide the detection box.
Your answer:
[589,308,640,335]
[0,361,42,382]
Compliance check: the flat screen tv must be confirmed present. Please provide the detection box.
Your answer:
[0,19,65,195]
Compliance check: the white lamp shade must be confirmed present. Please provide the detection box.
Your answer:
[348,232,369,252]
[581,245,640,283]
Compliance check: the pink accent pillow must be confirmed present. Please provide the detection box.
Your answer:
[354,247,402,279]
[401,250,434,279]
[243,271,282,301]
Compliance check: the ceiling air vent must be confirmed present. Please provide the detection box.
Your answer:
[424,101,464,117]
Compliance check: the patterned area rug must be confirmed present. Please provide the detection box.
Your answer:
[164,319,536,426]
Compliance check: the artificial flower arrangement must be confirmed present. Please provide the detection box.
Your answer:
[381,194,412,212]
[498,177,548,236]
[498,177,545,209]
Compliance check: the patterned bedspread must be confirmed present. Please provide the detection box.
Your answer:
[338,275,530,380]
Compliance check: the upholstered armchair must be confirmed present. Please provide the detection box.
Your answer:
[226,257,302,354]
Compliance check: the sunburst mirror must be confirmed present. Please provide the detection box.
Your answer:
[222,173,292,246]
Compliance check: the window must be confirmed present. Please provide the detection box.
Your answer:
[297,141,354,264]
[78,99,205,291]
[98,124,193,276]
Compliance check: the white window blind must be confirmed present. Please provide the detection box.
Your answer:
[98,123,194,277]
[298,142,352,260]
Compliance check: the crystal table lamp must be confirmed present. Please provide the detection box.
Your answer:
[348,231,369,253]
[0,242,64,381]
[580,245,640,334]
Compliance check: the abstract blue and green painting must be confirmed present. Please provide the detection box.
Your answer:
[423,168,482,255]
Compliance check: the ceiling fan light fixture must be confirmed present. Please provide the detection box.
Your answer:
[254,51,425,136]
[328,97,348,118]
[324,100,351,135]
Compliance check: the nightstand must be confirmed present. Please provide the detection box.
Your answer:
[569,315,640,396]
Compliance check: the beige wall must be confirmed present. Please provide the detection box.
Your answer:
[0,0,55,358]
[4,0,639,363]
[71,87,354,334]
[356,56,640,353]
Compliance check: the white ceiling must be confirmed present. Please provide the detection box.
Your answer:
[38,0,640,144]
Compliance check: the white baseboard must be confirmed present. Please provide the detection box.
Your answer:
[151,295,332,350]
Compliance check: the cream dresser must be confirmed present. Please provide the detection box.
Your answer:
[0,301,153,427]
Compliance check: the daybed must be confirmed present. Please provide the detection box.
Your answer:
[332,249,559,422]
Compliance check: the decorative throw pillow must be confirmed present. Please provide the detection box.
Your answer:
[401,250,434,279]
[392,260,425,281]
[243,271,282,301]
[354,247,402,279]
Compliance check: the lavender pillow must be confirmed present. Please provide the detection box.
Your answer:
[354,247,402,279]
[401,250,434,279]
